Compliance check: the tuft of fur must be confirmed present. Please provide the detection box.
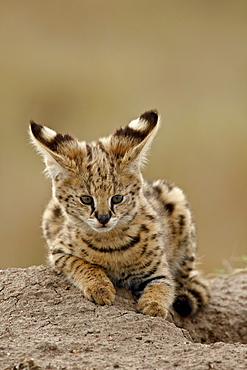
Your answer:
[30,110,209,318]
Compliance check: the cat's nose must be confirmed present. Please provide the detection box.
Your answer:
[95,212,111,226]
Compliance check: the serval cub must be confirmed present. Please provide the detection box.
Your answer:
[30,110,209,318]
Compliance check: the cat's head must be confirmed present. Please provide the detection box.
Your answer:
[30,110,160,233]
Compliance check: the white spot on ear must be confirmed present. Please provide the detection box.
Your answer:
[42,126,57,141]
[128,118,148,131]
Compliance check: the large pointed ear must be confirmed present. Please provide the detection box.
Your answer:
[109,110,160,168]
[29,121,80,178]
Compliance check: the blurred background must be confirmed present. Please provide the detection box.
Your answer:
[0,0,246,273]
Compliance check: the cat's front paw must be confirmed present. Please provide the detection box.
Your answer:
[84,280,116,306]
[137,296,168,318]
[136,283,173,318]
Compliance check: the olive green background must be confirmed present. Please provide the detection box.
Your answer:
[0,0,246,272]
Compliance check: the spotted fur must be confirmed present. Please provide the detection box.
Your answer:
[30,110,209,318]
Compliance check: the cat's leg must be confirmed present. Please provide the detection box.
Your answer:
[135,265,175,318]
[49,245,116,305]
[43,200,115,305]
[136,282,174,318]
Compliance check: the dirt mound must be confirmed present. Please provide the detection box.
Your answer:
[0,266,246,369]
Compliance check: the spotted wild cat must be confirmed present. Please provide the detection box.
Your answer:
[29,110,209,318]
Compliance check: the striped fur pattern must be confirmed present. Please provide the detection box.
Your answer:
[30,110,209,318]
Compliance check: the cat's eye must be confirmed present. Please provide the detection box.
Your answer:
[111,195,124,204]
[80,195,94,205]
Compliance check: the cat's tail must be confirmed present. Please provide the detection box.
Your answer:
[173,273,210,317]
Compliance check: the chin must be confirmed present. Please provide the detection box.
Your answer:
[90,222,118,233]
[95,225,115,233]
[94,227,112,233]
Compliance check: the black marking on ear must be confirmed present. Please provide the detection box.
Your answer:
[113,126,148,141]
[30,121,44,139]
[48,133,74,152]
[140,110,158,127]
[30,121,74,152]
[113,110,158,142]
